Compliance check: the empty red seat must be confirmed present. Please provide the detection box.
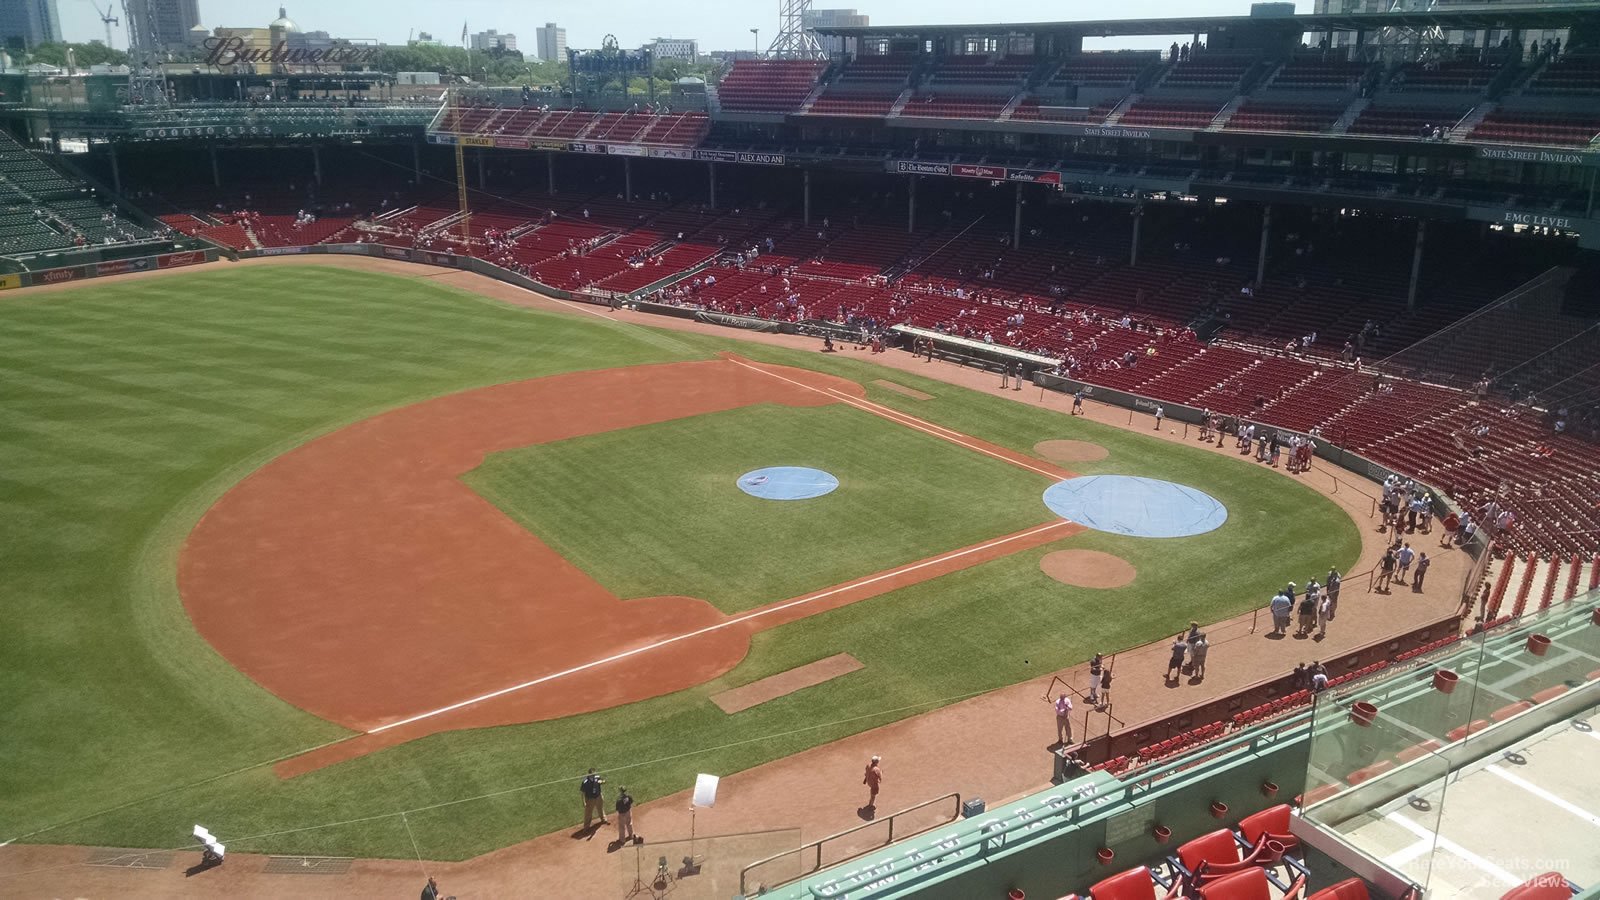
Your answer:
[1397,740,1443,763]
[1310,878,1372,900]
[1532,685,1569,703]
[1346,760,1395,785]
[1197,866,1304,900]
[1491,701,1534,722]
[1447,719,1491,742]
[1236,804,1298,853]
[1089,865,1182,900]
[1501,873,1573,900]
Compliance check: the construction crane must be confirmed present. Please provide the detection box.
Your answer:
[90,0,120,50]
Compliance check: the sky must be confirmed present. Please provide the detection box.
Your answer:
[58,0,1316,55]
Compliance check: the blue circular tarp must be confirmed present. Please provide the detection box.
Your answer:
[738,466,840,501]
[1043,475,1227,538]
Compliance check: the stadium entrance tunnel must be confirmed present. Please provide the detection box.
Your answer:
[1042,475,1227,538]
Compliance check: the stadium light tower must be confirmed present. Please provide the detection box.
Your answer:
[766,0,826,60]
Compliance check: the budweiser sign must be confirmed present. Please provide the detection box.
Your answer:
[203,37,381,68]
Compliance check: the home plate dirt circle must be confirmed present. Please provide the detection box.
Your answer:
[1033,440,1109,464]
[1039,549,1137,589]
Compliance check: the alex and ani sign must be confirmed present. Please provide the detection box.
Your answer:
[203,37,381,68]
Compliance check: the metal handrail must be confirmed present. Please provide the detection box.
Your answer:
[738,791,962,896]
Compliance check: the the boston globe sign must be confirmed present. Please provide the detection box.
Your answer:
[202,36,382,68]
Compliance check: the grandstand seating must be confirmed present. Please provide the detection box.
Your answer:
[434,105,709,147]
[1120,99,1227,128]
[1049,53,1158,87]
[1225,99,1347,133]
[0,130,154,259]
[1267,57,1369,90]
[716,59,828,114]
[1347,102,1471,137]
[835,53,918,83]
[898,91,1015,120]
[1160,53,1258,89]
[1523,52,1600,96]
[1390,58,1509,92]
[928,55,1036,86]
[807,87,902,117]
[1471,108,1600,147]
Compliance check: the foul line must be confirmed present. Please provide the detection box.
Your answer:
[724,356,1066,480]
[367,519,1073,735]
[1384,811,1522,887]
[1485,764,1600,828]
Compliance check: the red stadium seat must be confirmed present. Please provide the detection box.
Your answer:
[1197,866,1305,900]
[1532,685,1569,704]
[1236,804,1299,854]
[1309,878,1372,900]
[1501,873,1574,900]
[1088,865,1182,900]
[1491,701,1534,722]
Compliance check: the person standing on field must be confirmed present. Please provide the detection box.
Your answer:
[863,756,883,813]
[580,768,607,832]
[614,786,637,845]
[1050,692,1074,746]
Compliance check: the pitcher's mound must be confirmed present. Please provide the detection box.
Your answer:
[1034,440,1109,463]
[1040,549,1137,589]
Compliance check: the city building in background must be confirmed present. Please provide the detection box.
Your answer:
[535,23,566,61]
[644,36,697,62]
[1312,0,1577,52]
[0,0,61,50]
[126,0,200,49]
[803,8,867,55]
[470,29,516,52]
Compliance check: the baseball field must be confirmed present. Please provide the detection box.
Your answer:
[0,264,1360,861]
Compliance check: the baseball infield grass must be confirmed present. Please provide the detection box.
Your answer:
[0,265,1360,861]
[465,403,1058,613]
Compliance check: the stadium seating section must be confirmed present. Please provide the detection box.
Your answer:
[716,59,828,114]
[0,130,154,258]
[434,105,710,147]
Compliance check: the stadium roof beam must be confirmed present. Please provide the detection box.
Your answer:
[812,5,1600,39]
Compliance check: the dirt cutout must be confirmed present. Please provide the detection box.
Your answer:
[1039,549,1138,589]
[711,653,865,714]
[1034,440,1109,464]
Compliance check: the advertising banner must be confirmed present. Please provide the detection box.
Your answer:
[952,164,1007,180]
[892,160,951,176]
[1007,168,1062,185]
[651,147,695,160]
[606,144,648,157]
[94,258,153,276]
[157,250,207,269]
[460,136,496,148]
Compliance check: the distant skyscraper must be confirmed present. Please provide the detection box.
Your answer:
[126,0,201,50]
[0,0,61,50]
[535,23,566,62]
[471,29,516,52]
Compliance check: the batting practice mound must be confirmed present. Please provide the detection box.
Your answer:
[1038,549,1138,589]
[180,354,1081,776]
[1033,440,1109,464]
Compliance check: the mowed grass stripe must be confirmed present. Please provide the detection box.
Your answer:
[0,267,1359,861]
[0,267,696,840]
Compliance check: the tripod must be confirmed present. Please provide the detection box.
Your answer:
[621,840,657,899]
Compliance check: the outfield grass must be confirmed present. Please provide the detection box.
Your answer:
[0,265,1361,860]
[465,403,1057,612]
